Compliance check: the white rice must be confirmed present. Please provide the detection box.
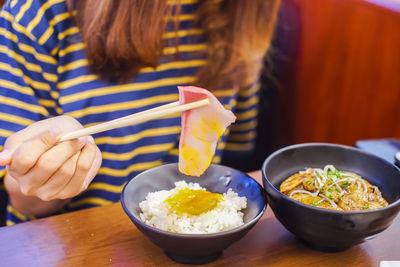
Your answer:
[138,181,247,234]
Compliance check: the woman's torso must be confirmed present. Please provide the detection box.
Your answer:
[0,0,249,223]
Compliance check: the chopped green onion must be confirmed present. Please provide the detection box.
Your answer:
[325,191,333,199]
[363,205,369,209]
[312,202,318,206]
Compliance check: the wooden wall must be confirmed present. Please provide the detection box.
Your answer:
[274,0,400,146]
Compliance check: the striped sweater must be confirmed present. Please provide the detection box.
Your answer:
[0,0,260,225]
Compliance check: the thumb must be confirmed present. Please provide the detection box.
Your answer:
[81,146,102,191]
[0,149,12,166]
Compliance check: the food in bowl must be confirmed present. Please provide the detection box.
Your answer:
[139,180,247,234]
[122,163,266,264]
[280,164,388,211]
[178,86,236,177]
[262,143,400,249]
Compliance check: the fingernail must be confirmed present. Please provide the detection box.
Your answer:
[0,149,12,165]
[49,127,63,138]
[78,136,88,146]
[87,136,95,143]
[81,177,91,191]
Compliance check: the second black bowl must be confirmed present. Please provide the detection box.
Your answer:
[262,143,400,250]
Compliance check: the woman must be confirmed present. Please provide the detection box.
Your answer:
[0,0,280,225]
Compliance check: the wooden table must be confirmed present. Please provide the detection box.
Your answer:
[1,171,399,266]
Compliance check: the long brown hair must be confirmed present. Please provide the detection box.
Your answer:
[67,0,280,90]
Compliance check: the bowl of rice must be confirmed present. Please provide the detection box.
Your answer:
[121,163,266,264]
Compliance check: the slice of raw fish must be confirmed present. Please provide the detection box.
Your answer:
[178,86,236,176]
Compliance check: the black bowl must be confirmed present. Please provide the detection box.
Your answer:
[121,163,266,264]
[262,143,400,250]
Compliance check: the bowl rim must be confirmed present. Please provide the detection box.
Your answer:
[262,142,400,214]
[121,163,267,238]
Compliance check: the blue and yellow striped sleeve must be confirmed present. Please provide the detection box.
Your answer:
[0,0,63,225]
[224,82,260,157]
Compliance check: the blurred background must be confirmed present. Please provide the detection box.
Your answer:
[0,0,398,171]
[232,0,400,172]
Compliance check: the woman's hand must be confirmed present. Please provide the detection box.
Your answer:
[0,115,102,217]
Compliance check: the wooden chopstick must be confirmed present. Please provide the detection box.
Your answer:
[59,99,209,142]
